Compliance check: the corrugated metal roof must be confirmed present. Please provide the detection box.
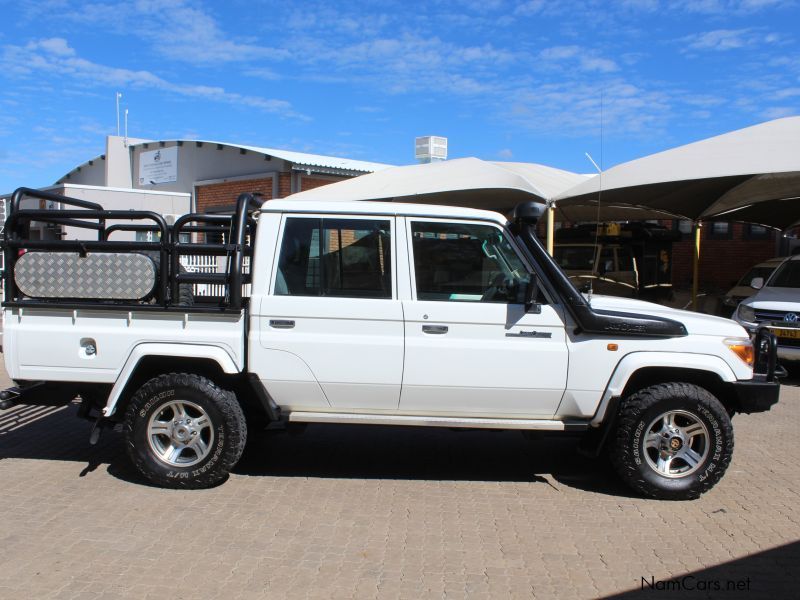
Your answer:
[231,143,393,173]
[56,139,393,183]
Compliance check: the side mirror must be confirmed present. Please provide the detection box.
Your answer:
[750,277,764,290]
[524,277,542,314]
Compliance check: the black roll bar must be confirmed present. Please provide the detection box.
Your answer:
[10,187,106,241]
[2,187,259,312]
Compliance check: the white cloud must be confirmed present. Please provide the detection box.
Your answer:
[504,79,672,137]
[0,38,305,118]
[680,28,782,53]
[32,0,289,66]
[761,106,798,119]
[673,0,792,13]
[539,46,581,60]
[497,148,514,158]
[683,29,752,51]
[514,1,546,16]
[771,87,800,99]
[538,45,619,72]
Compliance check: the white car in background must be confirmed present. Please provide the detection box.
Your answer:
[735,255,800,362]
[722,257,785,316]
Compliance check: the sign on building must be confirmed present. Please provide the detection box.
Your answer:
[139,147,178,185]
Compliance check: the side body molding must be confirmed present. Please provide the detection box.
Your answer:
[590,352,740,427]
[103,343,241,417]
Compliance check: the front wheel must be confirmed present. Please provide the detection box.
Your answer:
[610,382,733,500]
[124,373,247,489]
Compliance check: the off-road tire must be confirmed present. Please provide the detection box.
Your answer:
[124,373,246,489]
[611,382,733,500]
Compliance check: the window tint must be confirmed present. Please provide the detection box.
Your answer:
[738,266,774,287]
[276,217,391,298]
[598,247,615,274]
[768,261,800,288]
[616,247,634,272]
[554,246,595,270]
[411,221,531,303]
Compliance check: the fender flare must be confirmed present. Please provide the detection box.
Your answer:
[102,343,240,417]
[590,351,739,427]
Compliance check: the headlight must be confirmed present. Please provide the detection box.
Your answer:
[724,337,754,367]
[737,304,756,322]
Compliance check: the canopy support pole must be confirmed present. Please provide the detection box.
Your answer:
[692,221,702,312]
[546,202,555,256]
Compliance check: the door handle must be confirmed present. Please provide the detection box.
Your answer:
[269,319,295,329]
[422,325,448,334]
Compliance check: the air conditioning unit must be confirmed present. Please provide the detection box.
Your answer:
[415,136,448,163]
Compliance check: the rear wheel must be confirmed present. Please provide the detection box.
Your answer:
[611,382,733,500]
[124,373,246,489]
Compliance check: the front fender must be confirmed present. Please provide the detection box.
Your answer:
[102,343,240,417]
[590,351,740,427]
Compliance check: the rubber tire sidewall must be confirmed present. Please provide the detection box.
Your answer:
[612,383,733,500]
[124,374,245,489]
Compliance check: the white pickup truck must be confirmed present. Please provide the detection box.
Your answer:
[0,188,781,500]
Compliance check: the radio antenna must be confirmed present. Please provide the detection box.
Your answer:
[584,90,604,304]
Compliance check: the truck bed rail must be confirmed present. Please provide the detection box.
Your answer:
[2,187,260,313]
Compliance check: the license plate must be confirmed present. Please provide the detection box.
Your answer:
[772,328,800,339]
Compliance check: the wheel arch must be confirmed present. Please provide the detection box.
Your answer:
[580,353,739,460]
[103,344,242,420]
[592,352,739,426]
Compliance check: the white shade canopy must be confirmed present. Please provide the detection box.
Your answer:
[555,117,800,229]
[289,157,589,211]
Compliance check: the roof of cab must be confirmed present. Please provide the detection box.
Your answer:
[258,199,509,224]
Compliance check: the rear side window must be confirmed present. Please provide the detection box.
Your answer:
[275,217,392,298]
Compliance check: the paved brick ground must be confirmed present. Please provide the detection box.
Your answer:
[0,362,798,599]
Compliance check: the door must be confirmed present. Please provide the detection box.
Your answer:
[400,218,569,418]
[257,214,404,412]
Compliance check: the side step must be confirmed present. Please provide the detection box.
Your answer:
[287,411,588,431]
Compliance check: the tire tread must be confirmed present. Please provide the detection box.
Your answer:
[611,382,734,500]
[123,372,246,489]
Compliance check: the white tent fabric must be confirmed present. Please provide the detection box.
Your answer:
[555,117,800,228]
[288,157,588,210]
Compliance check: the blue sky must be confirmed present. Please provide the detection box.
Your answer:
[1,0,799,192]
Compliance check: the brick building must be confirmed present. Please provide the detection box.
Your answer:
[56,136,392,214]
[667,220,783,291]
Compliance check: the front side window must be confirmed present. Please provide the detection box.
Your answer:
[276,217,391,298]
[411,221,531,303]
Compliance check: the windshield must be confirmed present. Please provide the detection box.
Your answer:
[554,246,595,270]
[737,266,775,287]
[768,261,800,288]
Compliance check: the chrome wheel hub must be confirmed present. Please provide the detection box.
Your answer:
[644,410,709,479]
[147,400,214,467]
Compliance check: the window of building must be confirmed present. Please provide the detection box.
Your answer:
[744,223,771,240]
[275,217,391,298]
[706,221,732,240]
[672,220,694,239]
[410,221,533,303]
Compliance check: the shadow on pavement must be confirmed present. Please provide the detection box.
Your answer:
[235,423,637,497]
[0,401,639,497]
[602,540,800,599]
